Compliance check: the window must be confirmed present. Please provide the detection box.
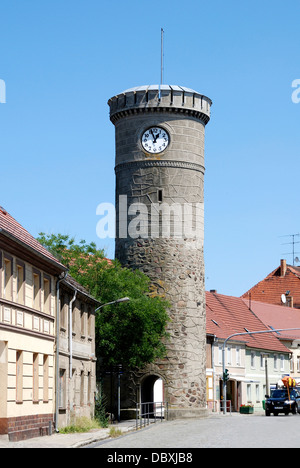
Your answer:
[260,354,264,369]
[59,369,66,409]
[158,189,163,203]
[16,262,25,305]
[80,371,85,406]
[227,346,232,365]
[81,303,86,337]
[33,353,39,403]
[251,352,255,368]
[60,293,68,330]
[88,372,92,405]
[33,269,41,310]
[43,275,51,314]
[256,384,260,402]
[16,350,23,403]
[280,355,285,372]
[297,356,300,373]
[247,384,252,402]
[218,346,222,365]
[291,356,295,373]
[88,307,92,337]
[43,355,49,403]
[236,347,241,366]
[4,256,13,301]
[274,354,278,370]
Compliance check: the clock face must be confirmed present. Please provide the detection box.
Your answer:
[141,127,169,154]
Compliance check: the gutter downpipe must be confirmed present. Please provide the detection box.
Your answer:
[55,273,68,433]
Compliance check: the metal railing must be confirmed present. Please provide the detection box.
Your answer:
[219,400,232,414]
[136,401,169,430]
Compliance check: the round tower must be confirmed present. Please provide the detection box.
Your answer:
[108,85,212,419]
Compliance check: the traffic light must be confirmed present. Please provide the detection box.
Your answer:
[223,369,230,383]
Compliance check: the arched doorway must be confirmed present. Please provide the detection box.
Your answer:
[141,375,164,419]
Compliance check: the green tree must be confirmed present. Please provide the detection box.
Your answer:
[37,233,170,370]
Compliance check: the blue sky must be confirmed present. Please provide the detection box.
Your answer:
[0,0,299,296]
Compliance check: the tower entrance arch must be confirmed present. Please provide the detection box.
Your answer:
[141,375,164,405]
[140,374,164,418]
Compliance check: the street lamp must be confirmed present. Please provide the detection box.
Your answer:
[95,296,130,312]
[95,296,130,422]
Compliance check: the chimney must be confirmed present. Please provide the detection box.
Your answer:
[280,259,287,277]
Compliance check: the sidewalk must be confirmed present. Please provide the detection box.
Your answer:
[0,420,137,449]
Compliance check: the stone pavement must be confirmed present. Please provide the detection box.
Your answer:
[93,412,300,449]
[0,420,137,449]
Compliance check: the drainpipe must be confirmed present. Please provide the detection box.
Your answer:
[69,289,77,380]
[55,272,68,433]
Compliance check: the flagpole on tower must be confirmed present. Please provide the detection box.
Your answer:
[159,28,164,100]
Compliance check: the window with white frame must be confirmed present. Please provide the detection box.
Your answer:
[247,384,252,402]
[260,354,264,369]
[280,355,285,372]
[256,384,260,402]
[236,347,241,366]
[290,356,295,373]
[227,346,232,365]
[218,346,222,365]
[274,354,278,370]
[251,351,255,368]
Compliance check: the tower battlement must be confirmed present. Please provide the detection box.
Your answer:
[108,85,212,125]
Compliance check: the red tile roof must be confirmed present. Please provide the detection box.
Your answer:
[206,291,289,353]
[0,207,66,269]
[241,261,300,309]
[244,299,300,341]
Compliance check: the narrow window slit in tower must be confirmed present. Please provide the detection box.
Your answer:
[158,189,163,203]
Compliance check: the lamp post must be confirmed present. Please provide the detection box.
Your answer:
[222,327,300,415]
[95,296,130,422]
[95,297,130,312]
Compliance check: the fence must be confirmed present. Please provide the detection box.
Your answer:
[219,400,232,414]
[136,401,169,430]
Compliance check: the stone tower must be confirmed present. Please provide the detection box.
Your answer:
[108,85,212,419]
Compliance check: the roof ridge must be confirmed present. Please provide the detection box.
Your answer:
[0,208,66,269]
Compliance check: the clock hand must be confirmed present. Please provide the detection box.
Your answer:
[153,132,160,143]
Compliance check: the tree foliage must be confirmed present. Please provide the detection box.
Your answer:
[37,233,170,370]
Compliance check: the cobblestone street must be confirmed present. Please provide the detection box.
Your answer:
[91,413,300,449]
